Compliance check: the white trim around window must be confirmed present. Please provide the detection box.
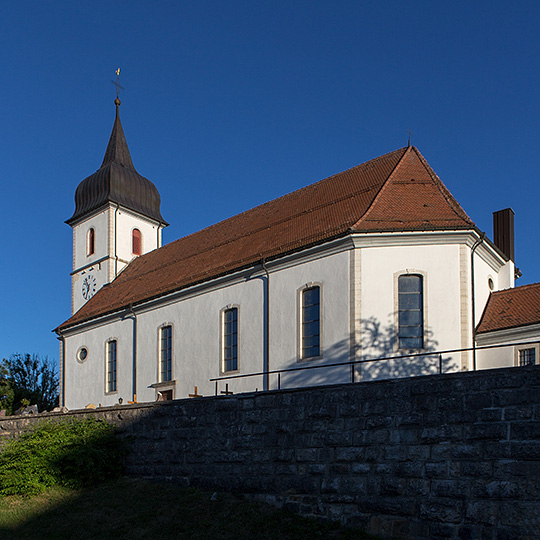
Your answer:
[297,282,323,362]
[105,338,118,394]
[157,323,174,383]
[394,269,428,351]
[514,343,540,366]
[220,304,240,374]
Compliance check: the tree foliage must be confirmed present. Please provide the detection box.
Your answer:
[0,363,15,415]
[0,418,126,496]
[1,354,59,414]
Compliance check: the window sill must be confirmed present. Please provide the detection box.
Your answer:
[150,380,177,389]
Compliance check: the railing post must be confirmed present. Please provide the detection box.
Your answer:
[439,354,442,374]
[278,372,281,390]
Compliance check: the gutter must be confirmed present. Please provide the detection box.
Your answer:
[261,259,270,391]
[471,232,486,370]
[55,330,66,407]
[125,303,138,403]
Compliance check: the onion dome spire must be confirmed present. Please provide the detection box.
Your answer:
[66,99,168,226]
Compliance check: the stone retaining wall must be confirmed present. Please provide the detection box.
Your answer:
[1,366,539,539]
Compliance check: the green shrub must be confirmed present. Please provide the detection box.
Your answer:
[0,417,127,496]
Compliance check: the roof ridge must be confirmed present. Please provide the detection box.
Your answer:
[111,152,407,287]
[411,147,474,225]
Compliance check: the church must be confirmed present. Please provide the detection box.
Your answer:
[55,99,530,410]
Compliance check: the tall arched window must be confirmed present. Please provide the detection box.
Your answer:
[301,286,321,359]
[132,228,142,256]
[160,325,172,382]
[222,307,238,372]
[87,228,95,256]
[398,274,424,349]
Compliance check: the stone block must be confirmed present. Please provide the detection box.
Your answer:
[459,461,492,478]
[396,460,424,478]
[472,480,520,499]
[351,462,370,474]
[509,441,540,459]
[429,522,457,538]
[503,405,533,421]
[420,498,464,523]
[510,421,540,441]
[335,446,365,462]
[480,408,503,422]
[466,423,507,441]
[465,501,498,526]
[408,444,431,460]
[432,479,469,498]
[295,448,317,462]
[425,462,448,478]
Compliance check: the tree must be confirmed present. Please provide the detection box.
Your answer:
[0,363,14,415]
[1,354,59,413]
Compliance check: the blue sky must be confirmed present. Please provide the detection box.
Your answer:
[1,1,539,364]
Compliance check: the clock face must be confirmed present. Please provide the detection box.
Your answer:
[82,274,97,300]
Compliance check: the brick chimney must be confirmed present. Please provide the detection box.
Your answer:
[493,208,515,261]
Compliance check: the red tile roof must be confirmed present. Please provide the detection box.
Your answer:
[57,146,475,331]
[476,282,540,334]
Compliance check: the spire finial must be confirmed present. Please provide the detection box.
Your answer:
[406,129,412,147]
[111,68,124,106]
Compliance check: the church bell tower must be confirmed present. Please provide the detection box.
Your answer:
[66,98,168,314]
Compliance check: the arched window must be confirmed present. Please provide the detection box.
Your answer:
[106,340,117,393]
[398,274,424,349]
[87,228,95,256]
[301,286,321,359]
[160,325,172,382]
[132,228,142,256]
[222,307,239,372]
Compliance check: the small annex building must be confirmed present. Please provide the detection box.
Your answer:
[56,101,519,409]
[476,282,540,369]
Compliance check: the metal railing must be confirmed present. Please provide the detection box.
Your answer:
[209,340,539,396]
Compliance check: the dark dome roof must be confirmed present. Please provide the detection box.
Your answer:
[66,102,168,226]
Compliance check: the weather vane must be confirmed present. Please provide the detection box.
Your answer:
[111,68,125,100]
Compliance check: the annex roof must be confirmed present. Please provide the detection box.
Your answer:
[57,145,475,331]
[476,282,540,334]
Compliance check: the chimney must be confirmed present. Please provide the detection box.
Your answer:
[493,208,515,261]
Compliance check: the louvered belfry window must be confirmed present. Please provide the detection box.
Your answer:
[132,229,142,256]
[87,228,95,256]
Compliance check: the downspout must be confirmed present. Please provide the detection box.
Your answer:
[56,330,65,407]
[261,259,270,391]
[126,303,138,402]
[471,232,485,371]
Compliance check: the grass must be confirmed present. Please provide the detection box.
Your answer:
[0,477,381,540]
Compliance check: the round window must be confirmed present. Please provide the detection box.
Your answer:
[77,347,88,363]
[488,278,494,291]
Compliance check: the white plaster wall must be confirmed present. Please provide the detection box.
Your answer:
[64,318,133,409]
[63,249,352,408]
[359,243,465,379]
[72,209,109,272]
[476,325,540,370]
[135,276,265,401]
[269,251,351,389]
[115,209,161,266]
[62,235,513,409]
[72,263,110,314]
